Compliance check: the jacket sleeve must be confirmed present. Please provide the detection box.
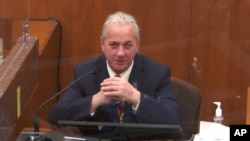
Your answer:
[129,67,181,125]
[48,67,99,125]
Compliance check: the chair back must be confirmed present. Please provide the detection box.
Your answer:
[170,77,201,140]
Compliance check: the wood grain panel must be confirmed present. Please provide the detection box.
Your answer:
[28,0,250,126]
[1,0,250,136]
[191,0,250,125]
[0,0,29,19]
[247,87,250,124]
[29,0,192,88]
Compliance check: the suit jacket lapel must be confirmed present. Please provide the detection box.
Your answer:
[129,54,145,91]
[96,54,109,84]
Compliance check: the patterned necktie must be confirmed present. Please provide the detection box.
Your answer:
[115,74,124,123]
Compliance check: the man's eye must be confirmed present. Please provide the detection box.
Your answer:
[124,44,132,49]
[109,43,118,48]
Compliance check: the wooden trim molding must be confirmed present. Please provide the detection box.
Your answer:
[247,87,250,124]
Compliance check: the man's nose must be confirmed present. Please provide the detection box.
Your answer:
[116,46,125,55]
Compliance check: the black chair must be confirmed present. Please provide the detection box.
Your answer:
[170,77,201,140]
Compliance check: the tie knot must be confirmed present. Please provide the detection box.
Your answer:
[115,74,121,77]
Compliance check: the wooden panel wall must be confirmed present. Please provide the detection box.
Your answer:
[0,0,29,18]
[28,0,250,125]
[248,87,250,124]
[191,0,250,125]
[29,0,192,87]
[2,0,250,128]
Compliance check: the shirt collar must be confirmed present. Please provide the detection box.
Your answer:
[106,60,134,80]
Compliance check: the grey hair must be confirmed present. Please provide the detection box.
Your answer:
[101,11,140,43]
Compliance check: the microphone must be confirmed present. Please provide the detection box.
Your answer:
[29,69,99,141]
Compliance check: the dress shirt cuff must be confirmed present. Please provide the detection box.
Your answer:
[132,99,140,113]
[90,111,95,117]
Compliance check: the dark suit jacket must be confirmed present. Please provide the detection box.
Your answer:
[49,54,181,126]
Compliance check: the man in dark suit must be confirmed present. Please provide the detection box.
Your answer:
[49,11,181,126]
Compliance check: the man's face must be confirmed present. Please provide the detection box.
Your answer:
[101,23,139,74]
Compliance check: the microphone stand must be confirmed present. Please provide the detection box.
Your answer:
[25,70,98,141]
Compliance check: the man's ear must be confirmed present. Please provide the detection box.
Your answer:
[136,43,139,52]
[100,38,104,51]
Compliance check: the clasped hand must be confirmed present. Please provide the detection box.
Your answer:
[101,77,139,103]
[91,77,140,113]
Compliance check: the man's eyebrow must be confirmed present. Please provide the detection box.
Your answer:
[109,41,118,44]
[124,41,133,44]
[108,40,133,44]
